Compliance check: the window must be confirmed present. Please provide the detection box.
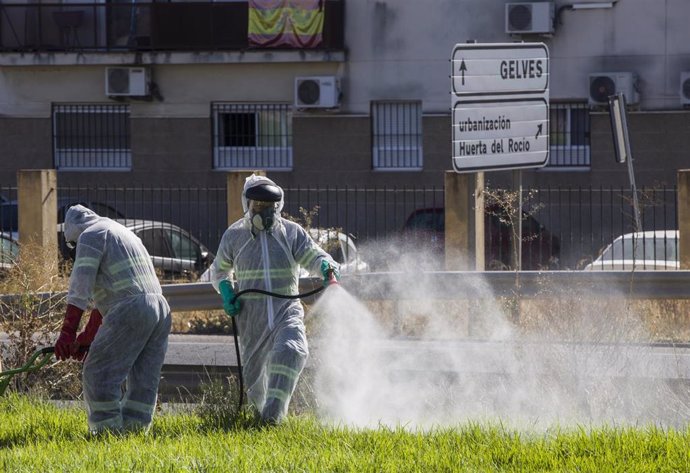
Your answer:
[168,229,200,261]
[372,101,423,170]
[138,228,171,259]
[0,234,18,266]
[53,104,131,170]
[547,102,590,169]
[212,103,292,170]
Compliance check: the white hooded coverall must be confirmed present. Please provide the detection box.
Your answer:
[210,175,337,423]
[64,205,171,433]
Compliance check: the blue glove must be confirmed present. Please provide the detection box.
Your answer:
[219,280,241,317]
[320,260,341,286]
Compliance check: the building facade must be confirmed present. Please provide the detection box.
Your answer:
[0,0,689,189]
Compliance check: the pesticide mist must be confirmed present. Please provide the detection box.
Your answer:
[308,247,690,430]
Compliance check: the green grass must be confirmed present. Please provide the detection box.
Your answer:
[0,394,689,472]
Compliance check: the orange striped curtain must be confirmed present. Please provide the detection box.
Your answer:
[248,0,324,48]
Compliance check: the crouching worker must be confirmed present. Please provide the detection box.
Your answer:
[210,174,339,425]
[54,205,171,435]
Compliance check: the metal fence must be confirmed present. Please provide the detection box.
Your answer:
[0,183,679,273]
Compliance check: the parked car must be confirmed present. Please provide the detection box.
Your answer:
[0,198,125,233]
[59,219,214,281]
[307,228,370,274]
[401,207,560,270]
[0,231,19,274]
[583,230,679,270]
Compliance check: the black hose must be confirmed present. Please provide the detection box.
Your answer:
[229,284,327,411]
[230,316,244,409]
[230,285,325,304]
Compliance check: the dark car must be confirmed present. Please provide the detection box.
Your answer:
[402,207,560,270]
[0,198,125,233]
[59,219,214,281]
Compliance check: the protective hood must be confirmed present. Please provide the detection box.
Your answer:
[63,204,101,245]
[241,174,285,217]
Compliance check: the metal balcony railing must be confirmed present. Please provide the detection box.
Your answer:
[0,1,344,52]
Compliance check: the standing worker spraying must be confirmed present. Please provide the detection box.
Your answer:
[210,174,339,425]
[54,205,171,435]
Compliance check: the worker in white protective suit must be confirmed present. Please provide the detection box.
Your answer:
[54,205,171,435]
[210,174,339,425]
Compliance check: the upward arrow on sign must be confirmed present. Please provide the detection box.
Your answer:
[458,59,467,86]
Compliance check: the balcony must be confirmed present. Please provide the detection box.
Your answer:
[0,1,345,53]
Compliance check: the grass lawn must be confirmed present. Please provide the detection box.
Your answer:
[0,394,689,472]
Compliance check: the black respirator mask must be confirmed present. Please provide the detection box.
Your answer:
[250,201,278,231]
[65,237,77,261]
[245,183,282,232]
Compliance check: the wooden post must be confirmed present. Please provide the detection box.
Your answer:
[678,170,690,269]
[474,172,485,271]
[17,169,58,281]
[444,171,478,270]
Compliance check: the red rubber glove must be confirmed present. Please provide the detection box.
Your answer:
[72,308,102,361]
[55,304,83,361]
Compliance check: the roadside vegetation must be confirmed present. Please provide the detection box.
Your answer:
[0,209,689,472]
[0,393,688,472]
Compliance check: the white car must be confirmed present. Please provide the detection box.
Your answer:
[307,228,369,275]
[584,230,679,270]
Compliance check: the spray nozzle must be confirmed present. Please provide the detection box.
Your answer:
[326,267,339,286]
[321,260,340,287]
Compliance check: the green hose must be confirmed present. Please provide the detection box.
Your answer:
[0,347,56,396]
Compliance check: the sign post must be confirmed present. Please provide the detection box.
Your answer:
[608,92,641,231]
[451,43,550,173]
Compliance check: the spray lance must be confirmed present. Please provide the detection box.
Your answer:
[225,260,339,409]
[0,345,90,396]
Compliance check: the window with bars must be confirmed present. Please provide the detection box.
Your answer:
[547,102,590,169]
[371,101,423,170]
[52,104,131,170]
[212,103,293,170]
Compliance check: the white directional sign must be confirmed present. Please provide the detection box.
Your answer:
[452,43,548,96]
[451,43,549,173]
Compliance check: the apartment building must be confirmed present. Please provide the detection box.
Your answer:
[0,0,688,189]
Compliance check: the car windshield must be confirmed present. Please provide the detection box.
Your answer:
[0,236,18,265]
[405,210,444,231]
[601,235,678,262]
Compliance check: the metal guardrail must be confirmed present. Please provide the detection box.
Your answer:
[161,271,690,313]
[3,271,690,313]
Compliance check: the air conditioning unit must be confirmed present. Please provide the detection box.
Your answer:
[588,72,639,106]
[294,76,340,109]
[680,72,690,107]
[105,67,149,97]
[505,2,555,35]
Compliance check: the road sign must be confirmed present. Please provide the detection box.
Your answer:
[451,43,549,173]
[452,98,548,172]
[452,43,548,96]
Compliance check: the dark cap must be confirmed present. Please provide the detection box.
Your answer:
[245,184,282,202]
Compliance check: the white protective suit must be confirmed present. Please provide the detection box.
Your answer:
[64,205,171,433]
[210,175,338,423]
